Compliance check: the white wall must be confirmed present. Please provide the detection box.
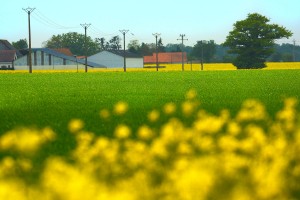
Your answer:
[88,51,123,68]
[88,51,144,68]
[14,65,86,70]
[127,58,144,68]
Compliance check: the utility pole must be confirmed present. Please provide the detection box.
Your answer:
[153,33,161,71]
[23,7,35,73]
[293,39,296,62]
[81,23,91,72]
[120,30,129,72]
[177,34,188,71]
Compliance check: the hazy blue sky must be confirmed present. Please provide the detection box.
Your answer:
[1,0,299,47]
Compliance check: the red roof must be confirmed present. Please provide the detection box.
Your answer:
[53,48,73,56]
[144,52,187,64]
[0,50,16,62]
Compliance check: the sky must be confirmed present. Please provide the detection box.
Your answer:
[1,0,300,48]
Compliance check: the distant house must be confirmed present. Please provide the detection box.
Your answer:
[88,50,144,68]
[0,39,21,69]
[0,50,17,69]
[144,52,187,64]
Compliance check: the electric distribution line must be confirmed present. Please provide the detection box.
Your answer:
[28,9,80,29]
[119,29,129,72]
[153,33,161,71]
[81,23,91,73]
[177,34,188,71]
[22,7,35,74]
[31,9,80,29]
[89,25,118,37]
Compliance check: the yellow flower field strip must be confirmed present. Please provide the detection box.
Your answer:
[1,62,300,73]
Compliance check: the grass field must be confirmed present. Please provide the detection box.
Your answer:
[0,70,299,151]
[0,70,299,134]
[0,69,300,199]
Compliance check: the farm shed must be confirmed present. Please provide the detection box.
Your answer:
[14,48,103,70]
[88,50,144,68]
[144,52,187,64]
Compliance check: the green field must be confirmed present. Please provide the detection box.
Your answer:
[1,70,300,198]
[1,70,299,131]
[0,70,299,152]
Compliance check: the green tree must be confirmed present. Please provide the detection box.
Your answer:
[109,36,121,50]
[128,40,140,53]
[12,39,28,49]
[43,32,99,56]
[165,44,181,52]
[191,40,216,63]
[223,13,292,69]
[95,37,108,51]
[158,38,165,52]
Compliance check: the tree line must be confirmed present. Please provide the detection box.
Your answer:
[12,36,299,63]
[11,13,296,69]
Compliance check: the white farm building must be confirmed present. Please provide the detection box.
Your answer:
[88,50,144,68]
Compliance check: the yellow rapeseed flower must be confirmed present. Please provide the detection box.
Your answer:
[68,119,84,133]
[137,125,154,140]
[114,101,128,115]
[163,102,176,115]
[147,109,160,122]
[185,88,197,100]
[236,99,267,122]
[114,124,131,139]
[181,101,195,116]
[0,128,55,153]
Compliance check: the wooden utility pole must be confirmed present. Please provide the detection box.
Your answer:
[81,23,91,72]
[177,34,188,71]
[293,39,296,62]
[23,7,35,73]
[153,33,161,71]
[120,30,129,72]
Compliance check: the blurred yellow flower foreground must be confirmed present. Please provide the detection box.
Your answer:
[0,90,300,200]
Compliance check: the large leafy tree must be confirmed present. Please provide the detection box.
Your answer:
[43,32,99,56]
[223,13,292,69]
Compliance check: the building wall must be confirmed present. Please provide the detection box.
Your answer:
[0,62,13,69]
[88,51,123,68]
[126,58,144,68]
[14,65,86,70]
[14,50,79,70]
[88,51,143,68]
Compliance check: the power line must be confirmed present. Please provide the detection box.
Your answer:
[31,9,80,30]
[23,7,35,73]
[119,29,129,72]
[81,23,91,73]
[177,34,188,71]
[89,25,118,37]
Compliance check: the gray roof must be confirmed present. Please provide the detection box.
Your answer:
[0,50,16,62]
[19,48,105,68]
[0,40,22,57]
[106,50,142,58]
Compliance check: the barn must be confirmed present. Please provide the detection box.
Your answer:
[13,48,103,70]
[88,50,144,68]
